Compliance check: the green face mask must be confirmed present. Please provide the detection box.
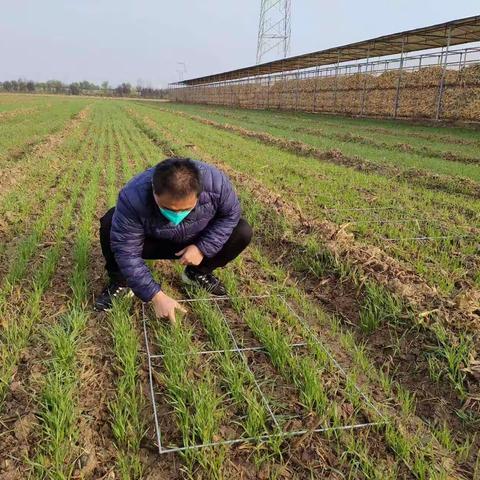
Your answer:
[159,207,192,226]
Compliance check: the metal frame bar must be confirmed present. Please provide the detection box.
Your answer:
[150,342,308,359]
[158,421,381,454]
[142,295,385,455]
[382,234,473,242]
[142,303,164,451]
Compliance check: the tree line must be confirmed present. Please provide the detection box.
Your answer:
[0,78,168,98]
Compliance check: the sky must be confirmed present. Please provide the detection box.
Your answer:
[1,1,478,88]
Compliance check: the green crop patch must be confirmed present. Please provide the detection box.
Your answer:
[1,95,478,479]
[142,295,391,474]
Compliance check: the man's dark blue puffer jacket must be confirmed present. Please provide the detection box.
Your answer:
[110,160,241,302]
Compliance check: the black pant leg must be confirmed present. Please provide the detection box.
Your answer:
[100,208,252,281]
[196,218,253,274]
[99,207,124,283]
[141,239,180,260]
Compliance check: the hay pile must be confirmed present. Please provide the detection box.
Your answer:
[171,64,480,121]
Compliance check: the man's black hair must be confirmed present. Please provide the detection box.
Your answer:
[152,157,202,199]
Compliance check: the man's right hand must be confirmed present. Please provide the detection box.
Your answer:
[151,290,187,324]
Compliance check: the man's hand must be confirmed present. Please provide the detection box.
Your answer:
[151,290,187,325]
[175,244,204,266]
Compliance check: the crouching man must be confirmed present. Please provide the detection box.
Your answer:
[94,157,252,322]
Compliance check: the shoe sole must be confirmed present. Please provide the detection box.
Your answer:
[181,271,226,297]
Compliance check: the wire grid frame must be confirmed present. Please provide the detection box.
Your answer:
[142,294,386,455]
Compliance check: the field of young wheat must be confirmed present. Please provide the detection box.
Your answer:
[0,93,479,479]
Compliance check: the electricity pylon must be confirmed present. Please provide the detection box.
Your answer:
[256,0,291,64]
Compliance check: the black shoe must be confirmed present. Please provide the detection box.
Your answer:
[182,266,227,296]
[94,282,133,311]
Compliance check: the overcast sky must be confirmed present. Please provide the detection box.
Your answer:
[1,1,478,88]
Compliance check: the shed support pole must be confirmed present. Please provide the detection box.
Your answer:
[333,50,341,113]
[312,66,319,113]
[393,38,406,119]
[295,71,300,111]
[266,69,271,109]
[435,26,452,121]
[361,47,371,116]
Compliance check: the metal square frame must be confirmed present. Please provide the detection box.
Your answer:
[142,294,385,454]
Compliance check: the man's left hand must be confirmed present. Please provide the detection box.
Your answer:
[175,245,204,266]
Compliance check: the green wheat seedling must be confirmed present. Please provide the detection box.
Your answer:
[113,119,134,181]
[118,116,158,171]
[159,102,480,166]
[185,290,281,461]
[105,121,118,207]
[0,129,98,407]
[0,134,88,281]
[108,296,145,480]
[359,282,404,334]
[0,125,94,317]
[153,315,226,479]
[224,277,333,419]
[426,323,473,400]
[0,97,90,171]
[125,104,461,477]
[34,117,104,476]
[141,104,480,295]
[34,307,88,478]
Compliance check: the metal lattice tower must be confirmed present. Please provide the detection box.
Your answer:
[256,0,291,64]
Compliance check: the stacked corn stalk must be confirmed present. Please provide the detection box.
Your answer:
[364,71,399,117]
[173,63,480,121]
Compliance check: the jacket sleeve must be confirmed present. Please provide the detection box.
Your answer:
[110,190,161,302]
[195,172,241,257]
